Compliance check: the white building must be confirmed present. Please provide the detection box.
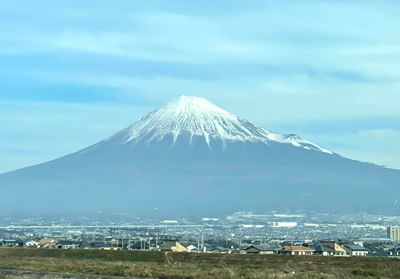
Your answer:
[344,244,368,256]
[272,222,298,228]
[387,226,400,243]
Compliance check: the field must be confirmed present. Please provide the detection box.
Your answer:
[0,248,399,278]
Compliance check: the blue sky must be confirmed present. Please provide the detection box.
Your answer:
[1,0,400,173]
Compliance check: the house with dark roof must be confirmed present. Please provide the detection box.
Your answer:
[211,240,239,250]
[367,246,400,258]
[243,245,276,255]
[319,241,347,256]
[0,239,24,247]
[55,240,81,249]
[127,241,150,250]
[160,240,187,252]
[368,250,391,257]
[79,241,120,250]
[363,243,384,253]
[244,245,261,254]
[277,245,314,255]
[344,244,368,256]
[210,246,231,253]
[312,244,335,256]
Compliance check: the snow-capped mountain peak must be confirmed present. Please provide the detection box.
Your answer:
[107,95,332,154]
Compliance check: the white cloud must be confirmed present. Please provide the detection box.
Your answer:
[2,2,400,74]
[26,71,400,124]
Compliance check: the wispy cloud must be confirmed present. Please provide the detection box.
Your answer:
[1,0,400,171]
[25,70,400,123]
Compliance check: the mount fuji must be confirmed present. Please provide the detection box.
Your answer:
[1,96,399,216]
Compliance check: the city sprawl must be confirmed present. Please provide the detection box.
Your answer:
[2,211,400,257]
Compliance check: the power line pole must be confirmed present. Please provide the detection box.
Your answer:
[201,232,204,252]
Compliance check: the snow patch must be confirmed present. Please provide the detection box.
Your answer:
[107,95,332,154]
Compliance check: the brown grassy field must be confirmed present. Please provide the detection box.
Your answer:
[0,247,399,278]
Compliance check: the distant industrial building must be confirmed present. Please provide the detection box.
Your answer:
[387,226,400,243]
[272,222,298,228]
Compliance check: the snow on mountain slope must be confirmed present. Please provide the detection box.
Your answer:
[107,95,332,154]
[274,134,333,154]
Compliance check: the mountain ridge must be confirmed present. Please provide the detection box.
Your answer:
[103,95,332,154]
[0,95,399,216]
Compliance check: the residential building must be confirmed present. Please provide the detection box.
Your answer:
[55,240,80,249]
[25,240,39,248]
[387,226,400,243]
[210,246,231,253]
[243,245,276,255]
[39,238,56,248]
[160,240,187,252]
[0,239,24,247]
[277,246,314,255]
[319,241,347,256]
[312,244,335,256]
[344,245,368,256]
